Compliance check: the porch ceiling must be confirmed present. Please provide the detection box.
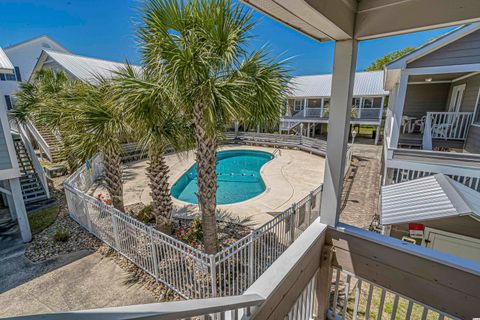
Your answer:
[240,0,480,41]
[408,72,472,83]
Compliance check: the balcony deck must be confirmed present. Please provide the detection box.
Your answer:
[13,220,480,320]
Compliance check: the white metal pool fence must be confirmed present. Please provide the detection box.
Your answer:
[64,133,350,299]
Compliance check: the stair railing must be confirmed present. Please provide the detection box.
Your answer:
[25,120,53,162]
[18,123,50,199]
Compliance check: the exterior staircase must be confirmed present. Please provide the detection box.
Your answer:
[33,124,63,162]
[12,134,50,208]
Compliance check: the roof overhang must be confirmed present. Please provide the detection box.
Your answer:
[383,22,480,88]
[381,174,480,226]
[241,0,480,42]
[0,47,14,73]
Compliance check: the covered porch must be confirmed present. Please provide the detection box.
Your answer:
[394,71,477,150]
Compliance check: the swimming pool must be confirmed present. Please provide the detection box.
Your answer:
[171,150,273,205]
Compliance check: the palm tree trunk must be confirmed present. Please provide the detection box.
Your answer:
[104,151,125,212]
[147,150,173,233]
[193,101,219,254]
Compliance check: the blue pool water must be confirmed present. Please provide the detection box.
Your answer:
[171,150,273,205]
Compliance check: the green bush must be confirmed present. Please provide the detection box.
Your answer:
[137,204,155,224]
[53,229,69,242]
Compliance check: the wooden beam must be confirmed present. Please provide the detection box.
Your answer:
[327,224,480,319]
[355,0,480,40]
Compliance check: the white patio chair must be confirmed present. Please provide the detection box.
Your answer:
[414,116,426,133]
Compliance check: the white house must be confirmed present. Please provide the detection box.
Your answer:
[25,49,140,163]
[281,70,388,144]
[0,35,70,111]
[0,47,31,243]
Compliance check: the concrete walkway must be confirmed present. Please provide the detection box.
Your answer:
[0,252,157,318]
[121,145,325,226]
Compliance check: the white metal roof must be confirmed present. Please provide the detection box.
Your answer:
[0,47,14,72]
[381,174,480,225]
[289,70,388,98]
[39,50,140,84]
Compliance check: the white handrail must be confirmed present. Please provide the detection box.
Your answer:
[26,120,53,162]
[18,123,50,199]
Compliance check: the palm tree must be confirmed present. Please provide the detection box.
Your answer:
[13,70,128,212]
[61,81,128,212]
[139,0,290,253]
[110,65,193,232]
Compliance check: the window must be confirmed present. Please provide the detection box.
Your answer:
[473,89,480,125]
[307,98,321,108]
[4,95,12,110]
[352,98,361,108]
[294,99,305,112]
[323,98,330,109]
[0,71,16,81]
[363,98,374,108]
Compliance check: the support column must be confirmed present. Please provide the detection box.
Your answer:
[307,123,311,138]
[375,96,386,145]
[320,40,358,227]
[234,121,239,138]
[9,178,31,242]
[389,73,408,149]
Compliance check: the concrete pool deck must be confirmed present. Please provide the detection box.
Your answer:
[122,145,325,226]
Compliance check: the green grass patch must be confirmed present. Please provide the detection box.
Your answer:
[28,206,59,235]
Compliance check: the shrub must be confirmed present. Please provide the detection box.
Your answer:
[53,229,69,242]
[176,218,203,246]
[137,204,155,224]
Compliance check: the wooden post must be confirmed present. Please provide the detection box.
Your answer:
[320,39,358,227]
[315,245,334,320]
[234,121,239,138]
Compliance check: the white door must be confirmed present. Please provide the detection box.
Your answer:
[423,227,480,263]
[448,84,466,113]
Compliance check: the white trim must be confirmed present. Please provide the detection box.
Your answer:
[452,72,480,83]
[0,92,20,174]
[448,84,466,113]
[472,88,480,126]
[405,64,480,76]
[0,168,22,180]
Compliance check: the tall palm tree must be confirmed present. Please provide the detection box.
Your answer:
[110,65,193,232]
[139,0,290,253]
[62,81,128,212]
[12,70,128,212]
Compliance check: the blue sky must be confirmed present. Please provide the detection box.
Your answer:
[0,0,454,75]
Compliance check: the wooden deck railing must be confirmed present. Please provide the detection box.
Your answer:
[12,220,480,320]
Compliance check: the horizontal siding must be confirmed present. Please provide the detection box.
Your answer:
[403,83,450,117]
[0,119,12,170]
[408,29,480,68]
[465,125,480,153]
